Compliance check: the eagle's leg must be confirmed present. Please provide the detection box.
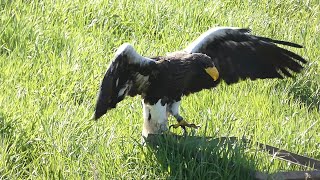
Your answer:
[142,99,168,138]
[168,101,200,134]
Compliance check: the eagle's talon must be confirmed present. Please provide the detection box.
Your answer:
[169,120,200,130]
[169,124,180,129]
[184,123,200,129]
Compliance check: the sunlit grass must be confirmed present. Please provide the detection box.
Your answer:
[0,0,319,179]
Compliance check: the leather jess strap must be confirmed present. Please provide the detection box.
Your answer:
[254,140,320,170]
[224,136,320,170]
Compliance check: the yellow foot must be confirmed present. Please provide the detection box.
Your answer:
[169,120,200,129]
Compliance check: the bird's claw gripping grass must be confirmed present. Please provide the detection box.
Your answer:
[169,120,200,130]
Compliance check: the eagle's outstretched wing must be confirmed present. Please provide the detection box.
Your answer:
[94,43,156,120]
[185,27,307,84]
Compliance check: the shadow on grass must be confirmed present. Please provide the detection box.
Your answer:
[145,134,257,180]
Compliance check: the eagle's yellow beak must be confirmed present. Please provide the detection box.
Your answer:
[205,67,219,81]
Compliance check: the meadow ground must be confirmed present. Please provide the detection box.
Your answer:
[0,0,319,179]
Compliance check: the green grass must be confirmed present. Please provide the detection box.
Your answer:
[1,0,319,179]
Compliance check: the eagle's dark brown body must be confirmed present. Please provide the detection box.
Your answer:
[144,53,219,105]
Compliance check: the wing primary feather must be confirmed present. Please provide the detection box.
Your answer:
[279,67,293,77]
[254,36,303,48]
[279,46,307,64]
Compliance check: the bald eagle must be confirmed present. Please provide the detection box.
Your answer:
[94,27,306,137]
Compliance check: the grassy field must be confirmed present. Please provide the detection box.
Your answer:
[1,0,319,179]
